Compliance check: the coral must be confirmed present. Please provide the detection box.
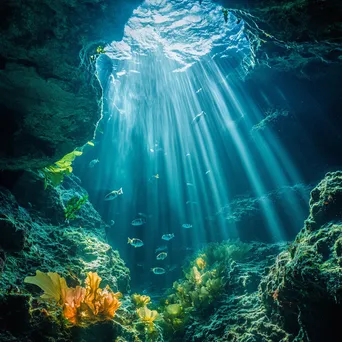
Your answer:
[25,271,122,326]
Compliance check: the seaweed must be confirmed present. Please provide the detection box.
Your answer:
[64,195,88,221]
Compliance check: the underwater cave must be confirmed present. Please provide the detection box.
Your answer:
[0,0,342,341]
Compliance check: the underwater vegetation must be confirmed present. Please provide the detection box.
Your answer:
[39,150,83,188]
[158,241,252,338]
[64,194,89,220]
[24,271,122,326]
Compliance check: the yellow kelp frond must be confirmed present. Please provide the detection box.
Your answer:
[54,150,82,169]
[24,270,68,304]
[195,256,206,270]
[41,150,83,188]
[137,306,159,324]
[190,266,202,285]
[132,293,151,307]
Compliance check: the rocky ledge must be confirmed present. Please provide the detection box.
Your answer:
[219,0,342,77]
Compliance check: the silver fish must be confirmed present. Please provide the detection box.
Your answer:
[151,267,166,275]
[104,187,123,201]
[110,220,115,226]
[156,252,167,260]
[186,182,194,187]
[162,233,175,241]
[182,223,193,229]
[88,159,99,168]
[195,88,202,94]
[127,237,144,248]
[205,170,211,174]
[191,111,206,124]
[131,218,146,226]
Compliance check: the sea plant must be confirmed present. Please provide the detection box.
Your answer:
[24,270,122,326]
[159,240,252,335]
[40,150,83,188]
[136,306,159,333]
[132,293,151,307]
[64,194,88,220]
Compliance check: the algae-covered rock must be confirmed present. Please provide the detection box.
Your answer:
[260,171,342,342]
[0,178,131,341]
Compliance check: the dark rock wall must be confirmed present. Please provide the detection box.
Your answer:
[0,0,141,170]
[218,0,342,75]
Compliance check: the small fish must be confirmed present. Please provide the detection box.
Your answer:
[151,267,166,275]
[182,223,193,229]
[162,233,175,241]
[191,111,206,125]
[138,212,153,218]
[138,212,147,218]
[186,153,191,157]
[105,187,123,201]
[156,252,167,260]
[110,220,115,226]
[150,148,155,153]
[88,159,100,168]
[148,174,159,182]
[128,237,144,248]
[137,263,144,267]
[205,170,211,174]
[131,218,146,226]
[155,245,168,253]
[186,200,198,205]
[195,88,202,94]
[186,182,194,187]
[168,265,178,272]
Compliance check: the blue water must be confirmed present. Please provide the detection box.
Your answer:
[73,0,338,291]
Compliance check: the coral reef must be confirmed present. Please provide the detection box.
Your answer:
[0,173,131,341]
